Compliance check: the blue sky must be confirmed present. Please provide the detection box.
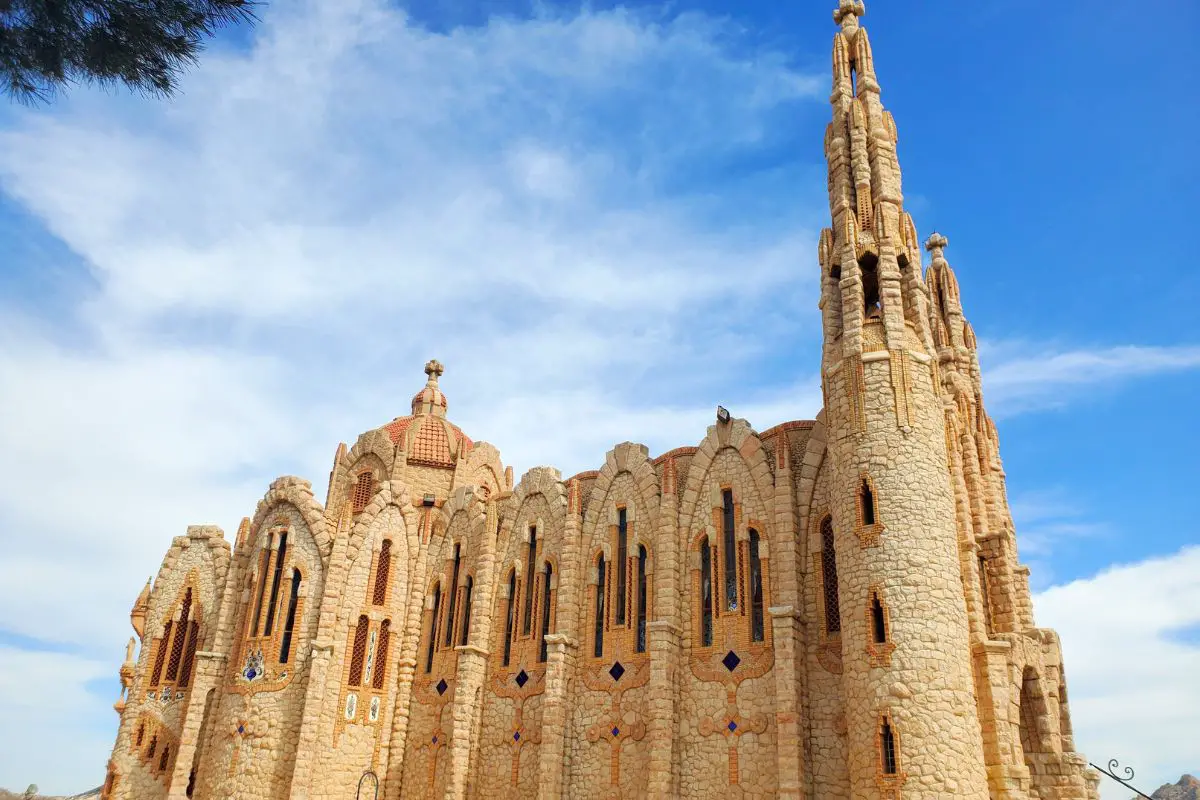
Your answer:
[0,0,1196,796]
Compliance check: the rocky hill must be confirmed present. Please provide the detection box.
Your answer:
[1138,774,1200,800]
[0,789,100,800]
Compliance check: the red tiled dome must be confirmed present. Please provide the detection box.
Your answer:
[379,360,474,469]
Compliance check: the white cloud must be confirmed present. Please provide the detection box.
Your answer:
[980,342,1200,417]
[1035,546,1200,799]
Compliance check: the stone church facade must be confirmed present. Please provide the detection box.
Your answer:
[100,3,1100,798]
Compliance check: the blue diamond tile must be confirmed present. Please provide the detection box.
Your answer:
[432,735,438,744]
[728,720,738,732]
[246,669,257,680]
[515,670,529,688]
[514,731,521,741]
[611,726,620,737]
[722,650,741,672]
[609,661,625,682]
[237,725,245,735]
[436,679,448,695]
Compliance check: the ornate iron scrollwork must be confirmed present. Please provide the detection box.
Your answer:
[1089,759,1154,800]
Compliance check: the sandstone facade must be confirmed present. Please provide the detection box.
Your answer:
[99,3,1100,798]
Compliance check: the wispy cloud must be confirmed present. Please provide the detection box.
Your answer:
[980,342,1200,417]
[1035,546,1200,799]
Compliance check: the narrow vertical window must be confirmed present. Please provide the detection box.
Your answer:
[372,619,390,689]
[352,470,375,513]
[722,489,737,610]
[871,592,887,644]
[636,545,648,653]
[616,508,628,624]
[861,479,876,526]
[159,745,170,772]
[136,723,145,747]
[349,614,369,686]
[594,555,606,658]
[151,622,171,686]
[373,539,392,606]
[166,589,193,681]
[460,576,473,647]
[425,584,441,673]
[502,571,515,667]
[978,555,994,634]
[178,620,199,688]
[700,536,713,647]
[251,547,271,636]
[279,569,301,664]
[445,544,461,647]
[822,518,841,633]
[880,718,898,775]
[749,529,764,642]
[523,527,537,634]
[148,735,157,759]
[539,563,553,662]
[264,532,288,636]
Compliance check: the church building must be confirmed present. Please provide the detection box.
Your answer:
[100,2,1100,797]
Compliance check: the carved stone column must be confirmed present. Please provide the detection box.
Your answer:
[645,620,680,797]
[769,606,806,799]
[537,633,577,798]
[446,645,489,799]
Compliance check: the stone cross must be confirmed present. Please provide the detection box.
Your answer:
[425,360,444,381]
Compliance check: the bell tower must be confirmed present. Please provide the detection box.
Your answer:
[817,2,991,797]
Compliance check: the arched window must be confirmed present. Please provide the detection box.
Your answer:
[523,527,537,634]
[264,532,288,636]
[616,508,628,625]
[593,554,606,658]
[178,620,199,688]
[425,584,441,674]
[352,470,375,513]
[636,545,648,653]
[135,722,145,747]
[372,619,390,690]
[821,518,841,634]
[538,562,552,662]
[349,614,369,687]
[978,555,993,634]
[700,536,713,647]
[749,529,764,643]
[279,569,301,664]
[502,571,515,667]
[722,489,737,611]
[159,744,171,773]
[251,547,271,636]
[870,591,887,644]
[880,717,898,775]
[373,539,392,606]
[861,479,876,526]
[445,544,461,647]
[147,735,157,759]
[460,576,473,647]
[150,622,171,687]
[166,589,192,682]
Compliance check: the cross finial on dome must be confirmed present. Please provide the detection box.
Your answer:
[925,233,949,263]
[425,359,444,383]
[834,0,866,28]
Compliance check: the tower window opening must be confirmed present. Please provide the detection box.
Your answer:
[636,545,648,653]
[594,555,606,658]
[978,556,994,634]
[372,619,390,689]
[502,571,515,667]
[880,718,898,775]
[722,489,737,611]
[860,254,880,318]
[538,563,552,662]
[251,547,271,637]
[861,479,876,526]
[349,614,369,687]
[460,575,474,647]
[425,584,440,673]
[147,735,157,759]
[700,536,714,647]
[616,508,628,625]
[871,592,887,644]
[445,543,461,647]
[373,539,392,606]
[821,518,841,634]
[165,589,192,682]
[151,622,171,687]
[159,744,170,773]
[830,263,842,280]
[136,723,145,747]
[749,529,765,643]
[523,527,537,635]
[178,620,199,688]
[279,569,301,664]
[897,252,910,272]
[263,532,288,637]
